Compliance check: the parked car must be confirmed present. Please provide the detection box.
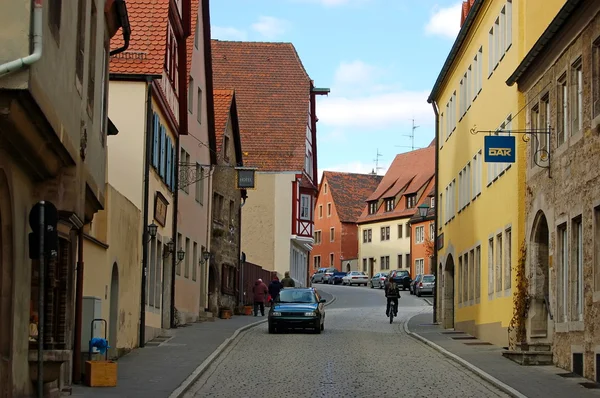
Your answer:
[369,272,388,289]
[342,271,368,286]
[268,288,326,334]
[311,267,336,284]
[322,269,336,284]
[388,269,412,290]
[328,271,347,285]
[410,274,423,295]
[415,274,435,296]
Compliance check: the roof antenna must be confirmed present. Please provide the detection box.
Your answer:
[395,118,422,151]
[373,149,384,175]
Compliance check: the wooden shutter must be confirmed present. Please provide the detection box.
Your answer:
[166,138,171,187]
[153,114,159,167]
[172,143,177,191]
[160,127,166,179]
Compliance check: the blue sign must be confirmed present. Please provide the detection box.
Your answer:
[484,135,516,163]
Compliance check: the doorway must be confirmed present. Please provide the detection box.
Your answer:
[109,263,119,359]
[208,265,218,314]
[443,254,455,329]
[0,169,13,395]
[346,262,351,273]
[529,211,550,338]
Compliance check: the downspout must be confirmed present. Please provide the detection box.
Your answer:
[109,0,131,56]
[170,131,180,329]
[431,100,440,324]
[0,0,43,77]
[72,229,85,383]
[204,166,213,311]
[140,77,155,347]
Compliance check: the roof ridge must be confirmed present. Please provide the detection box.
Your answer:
[211,39,294,45]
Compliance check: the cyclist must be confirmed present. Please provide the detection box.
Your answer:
[385,275,400,317]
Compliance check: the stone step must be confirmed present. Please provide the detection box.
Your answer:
[199,311,215,322]
[145,335,172,347]
[502,349,554,366]
[516,342,552,352]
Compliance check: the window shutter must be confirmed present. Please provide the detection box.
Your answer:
[172,143,177,190]
[166,138,171,187]
[152,114,159,168]
[160,127,166,179]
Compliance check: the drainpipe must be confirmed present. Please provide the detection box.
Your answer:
[170,132,180,329]
[108,0,131,57]
[431,100,440,324]
[0,0,43,77]
[140,77,154,348]
[72,228,85,383]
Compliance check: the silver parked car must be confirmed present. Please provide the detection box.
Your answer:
[415,274,435,296]
[369,272,388,289]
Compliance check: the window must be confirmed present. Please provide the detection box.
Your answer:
[324,183,328,194]
[330,227,335,242]
[405,254,410,268]
[195,164,204,204]
[476,245,481,300]
[176,233,183,275]
[488,28,494,76]
[593,38,600,118]
[197,87,202,123]
[415,226,424,244]
[329,253,334,267]
[368,201,377,215]
[469,250,475,301]
[49,0,62,43]
[572,58,583,133]
[472,150,482,198]
[429,222,435,241]
[327,203,332,216]
[506,1,512,49]
[220,264,238,296]
[477,47,483,91]
[166,24,179,93]
[212,193,223,222]
[406,224,411,238]
[541,94,550,157]
[314,256,321,270]
[460,78,465,116]
[75,0,86,84]
[415,258,424,274]
[300,194,311,220]
[228,200,234,227]
[362,258,367,272]
[398,254,403,268]
[314,230,322,244]
[458,256,463,304]
[505,228,512,290]
[363,229,372,243]
[397,224,403,238]
[192,242,198,281]
[496,233,503,292]
[100,42,109,144]
[380,226,390,241]
[530,104,540,164]
[406,194,417,209]
[430,197,435,208]
[87,1,97,116]
[573,217,583,320]
[463,253,468,303]
[184,238,190,278]
[180,148,189,194]
[488,238,494,296]
[188,77,194,113]
[319,205,323,218]
[558,74,568,146]
[385,198,395,212]
[380,256,390,270]
[595,206,600,293]
[558,223,568,322]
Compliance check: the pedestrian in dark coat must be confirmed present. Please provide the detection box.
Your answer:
[252,279,268,316]
[281,271,296,288]
[268,276,284,303]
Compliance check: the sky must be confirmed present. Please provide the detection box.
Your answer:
[209,0,462,176]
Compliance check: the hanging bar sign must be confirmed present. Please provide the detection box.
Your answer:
[484,135,516,163]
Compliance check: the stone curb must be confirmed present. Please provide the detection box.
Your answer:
[422,298,433,306]
[403,312,529,398]
[169,293,337,398]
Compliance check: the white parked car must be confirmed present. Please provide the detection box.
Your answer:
[342,271,369,286]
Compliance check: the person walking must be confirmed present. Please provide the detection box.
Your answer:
[281,271,295,288]
[252,278,268,316]
[268,276,284,304]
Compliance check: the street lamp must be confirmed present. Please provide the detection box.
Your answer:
[147,223,158,240]
[200,251,211,265]
[418,203,430,219]
[177,249,185,264]
[167,239,176,254]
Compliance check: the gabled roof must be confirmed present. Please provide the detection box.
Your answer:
[211,40,312,172]
[186,0,200,78]
[322,172,383,223]
[357,147,435,223]
[109,0,170,75]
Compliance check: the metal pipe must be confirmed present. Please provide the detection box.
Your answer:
[0,0,43,77]
[72,228,84,383]
[140,77,154,347]
[37,201,45,398]
[109,0,131,56]
[431,100,440,324]
[170,128,180,329]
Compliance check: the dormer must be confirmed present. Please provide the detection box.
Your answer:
[406,194,417,209]
[384,198,395,212]
[368,200,378,215]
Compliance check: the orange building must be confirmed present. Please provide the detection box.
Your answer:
[409,187,436,277]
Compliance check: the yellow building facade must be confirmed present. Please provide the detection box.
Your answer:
[358,218,412,276]
[429,0,565,346]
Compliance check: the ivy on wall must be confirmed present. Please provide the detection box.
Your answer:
[508,240,529,348]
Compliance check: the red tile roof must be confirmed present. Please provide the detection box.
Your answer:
[109,0,170,75]
[213,89,234,153]
[186,0,200,78]
[460,0,476,27]
[323,172,383,223]
[211,40,312,172]
[357,147,435,223]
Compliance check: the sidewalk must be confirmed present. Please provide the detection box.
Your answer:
[72,290,335,398]
[406,313,600,398]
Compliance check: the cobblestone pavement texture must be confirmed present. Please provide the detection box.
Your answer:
[184,285,509,398]
[71,290,334,398]
[408,313,600,398]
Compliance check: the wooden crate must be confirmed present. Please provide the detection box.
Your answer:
[85,360,117,387]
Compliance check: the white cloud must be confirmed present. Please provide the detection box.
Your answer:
[251,16,290,39]
[333,60,380,88]
[291,0,367,6]
[211,26,248,41]
[320,161,390,176]
[425,3,462,39]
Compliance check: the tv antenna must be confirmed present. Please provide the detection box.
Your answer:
[372,148,384,175]
[395,119,422,151]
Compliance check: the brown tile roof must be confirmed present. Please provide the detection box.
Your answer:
[323,172,383,223]
[186,0,200,78]
[213,89,234,153]
[110,0,169,75]
[357,147,435,224]
[211,40,312,172]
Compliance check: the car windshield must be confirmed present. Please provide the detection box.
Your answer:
[396,271,409,277]
[334,272,346,276]
[422,275,435,282]
[276,289,317,303]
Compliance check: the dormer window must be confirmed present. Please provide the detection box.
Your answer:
[385,198,395,212]
[368,201,377,215]
[431,197,435,208]
[406,194,417,209]
[223,135,230,161]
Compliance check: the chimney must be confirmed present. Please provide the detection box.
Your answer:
[460,0,475,28]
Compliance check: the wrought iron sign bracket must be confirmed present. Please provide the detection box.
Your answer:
[178,163,213,191]
[470,125,552,177]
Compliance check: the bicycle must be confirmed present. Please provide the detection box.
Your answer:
[388,300,397,324]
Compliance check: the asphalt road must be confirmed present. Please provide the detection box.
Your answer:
[183,284,509,398]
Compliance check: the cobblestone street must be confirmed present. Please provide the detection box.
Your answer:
[183,285,509,398]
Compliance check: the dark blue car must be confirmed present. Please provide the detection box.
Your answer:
[268,288,326,334]
[328,271,347,284]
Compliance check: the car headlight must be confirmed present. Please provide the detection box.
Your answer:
[272,312,282,317]
[304,311,316,317]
